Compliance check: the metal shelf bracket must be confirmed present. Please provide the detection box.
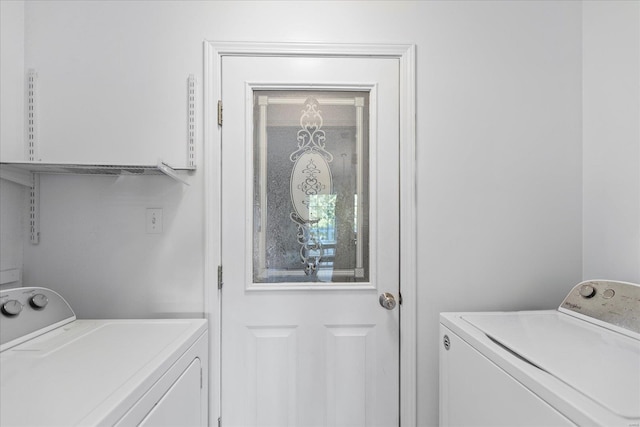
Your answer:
[29,174,40,244]
[188,75,197,168]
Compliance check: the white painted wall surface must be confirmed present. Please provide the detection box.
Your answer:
[0,0,25,160]
[0,180,26,288]
[0,0,26,288]
[25,174,204,318]
[417,3,582,424]
[1,1,588,426]
[583,1,640,284]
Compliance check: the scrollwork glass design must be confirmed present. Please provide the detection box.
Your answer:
[253,90,369,284]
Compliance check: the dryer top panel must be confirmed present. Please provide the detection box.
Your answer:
[0,318,207,427]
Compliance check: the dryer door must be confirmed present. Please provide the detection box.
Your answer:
[139,358,202,427]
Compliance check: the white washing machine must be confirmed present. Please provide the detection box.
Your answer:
[440,280,640,427]
[0,287,208,426]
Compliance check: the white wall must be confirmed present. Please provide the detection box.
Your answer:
[0,0,26,288]
[24,174,205,318]
[0,0,25,160]
[416,2,582,423]
[583,1,640,283]
[1,1,589,426]
[0,180,26,288]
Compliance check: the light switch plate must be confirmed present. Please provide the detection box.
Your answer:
[146,208,163,234]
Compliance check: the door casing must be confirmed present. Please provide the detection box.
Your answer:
[203,41,416,426]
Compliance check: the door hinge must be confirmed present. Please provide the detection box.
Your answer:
[218,265,223,290]
[217,100,223,126]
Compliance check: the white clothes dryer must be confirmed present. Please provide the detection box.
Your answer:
[440,280,640,427]
[0,287,208,427]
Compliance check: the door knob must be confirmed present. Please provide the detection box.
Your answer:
[379,292,397,310]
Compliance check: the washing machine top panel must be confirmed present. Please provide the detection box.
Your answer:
[0,318,207,427]
[461,311,640,419]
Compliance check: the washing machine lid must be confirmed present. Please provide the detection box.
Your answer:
[462,311,640,419]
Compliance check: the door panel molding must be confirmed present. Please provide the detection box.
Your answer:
[325,324,376,426]
[246,325,298,426]
[204,41,416,426]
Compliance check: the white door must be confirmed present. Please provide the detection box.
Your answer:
[221,55,400,427]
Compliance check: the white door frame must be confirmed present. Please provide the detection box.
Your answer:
[203,41,416,426]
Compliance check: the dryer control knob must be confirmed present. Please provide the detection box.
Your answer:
[579,284,596,298]
[2,299,24,316]
[30,294,49,309]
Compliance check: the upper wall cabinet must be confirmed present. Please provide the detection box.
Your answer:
[0,2,197,170]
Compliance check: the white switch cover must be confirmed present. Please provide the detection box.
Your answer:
[146,208,163,234]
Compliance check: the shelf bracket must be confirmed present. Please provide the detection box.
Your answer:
[157,161,190,185]
[27,69,39,162]
[29,174,40,244]
[188,75,197,168]
[0,165,33,187]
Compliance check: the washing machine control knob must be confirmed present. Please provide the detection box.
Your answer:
[1,299,24,316]
[579,284,596,298]
[30,294,49,309]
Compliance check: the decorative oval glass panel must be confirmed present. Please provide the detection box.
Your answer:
[290,152,333,222]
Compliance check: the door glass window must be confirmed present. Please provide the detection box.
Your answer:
[253,90,370,283]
